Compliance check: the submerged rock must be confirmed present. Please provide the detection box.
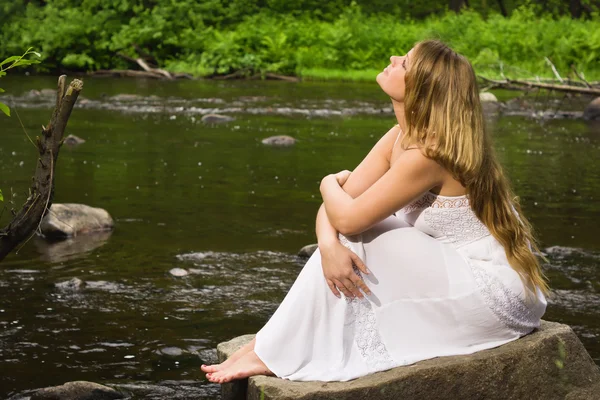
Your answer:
[63,134,86,146]
[583,97,600,120]
[479,92,498,102]
[298,244,318,258]
[55,277,85,291]
[261,135,296,147]
[31,381,123,400]
[41,204,114,239]
[201,113,235,123]
[218,321,600,400]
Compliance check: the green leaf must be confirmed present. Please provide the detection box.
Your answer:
[0,102,10,117]
[11,59,41,68]
[0,56,20,68]
[0,189,3,202]
[0,88,4,93]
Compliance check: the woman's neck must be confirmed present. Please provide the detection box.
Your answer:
[392,99,406,132]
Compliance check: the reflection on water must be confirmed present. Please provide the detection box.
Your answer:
[33,230,113,263]
[0,76,598,398]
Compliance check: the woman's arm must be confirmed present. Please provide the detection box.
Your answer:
[315,124,401,245]
[314,125,401,299]
[321,149,445,236]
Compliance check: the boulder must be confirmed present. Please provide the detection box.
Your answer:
[63,134,86,146]
[583,97,600,120]
[201,113,235,124]
[217,321,600,400]
[31,381,123,400]
[40,204,114,239]
[261,135,296,147]
[479,92,498,102]
[298,244,318,258]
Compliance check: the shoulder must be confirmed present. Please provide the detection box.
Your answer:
[392,147,444,175]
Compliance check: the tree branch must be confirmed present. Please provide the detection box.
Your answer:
[0,76,83,261]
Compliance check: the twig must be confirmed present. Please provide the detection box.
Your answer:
[544,57,563,83]
[9,97,37,148]
[570,64,592,88]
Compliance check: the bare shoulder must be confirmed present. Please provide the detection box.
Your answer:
[392,147,444,174]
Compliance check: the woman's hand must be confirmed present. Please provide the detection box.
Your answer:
[319,240,371,299]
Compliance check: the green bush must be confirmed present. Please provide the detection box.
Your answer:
[1,1,599,80]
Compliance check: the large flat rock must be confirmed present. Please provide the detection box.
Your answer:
[217,320,600,400]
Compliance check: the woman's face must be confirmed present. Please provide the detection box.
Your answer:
[376,47,414,103]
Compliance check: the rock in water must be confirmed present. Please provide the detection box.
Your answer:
[217,321,600,400]
[41,204,114,239]
[298,244,318,258]
[201,114,235,124]
[31,381,124,400]
[261,135,296,147]
[479,92,498,102]
[55,277,85,291]
[63,134,86,146]
[583,97,600,120]
[169,268,189,277]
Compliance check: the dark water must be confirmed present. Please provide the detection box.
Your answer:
[0,77,598,398]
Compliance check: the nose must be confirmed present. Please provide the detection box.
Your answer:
[390,55,402,66]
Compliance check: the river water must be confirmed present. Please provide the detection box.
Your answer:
[0,77,598,399]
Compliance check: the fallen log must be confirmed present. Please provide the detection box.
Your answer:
[477,75,600,96]
[0,76,83,261]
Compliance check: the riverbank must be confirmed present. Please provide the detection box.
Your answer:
[1,5,599,82]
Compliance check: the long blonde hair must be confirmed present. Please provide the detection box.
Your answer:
[401,39,550,299]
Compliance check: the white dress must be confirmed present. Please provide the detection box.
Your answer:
[254,191,548,381]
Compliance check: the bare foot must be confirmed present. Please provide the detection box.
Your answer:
[205,350,273,384]
[201,338,256,373]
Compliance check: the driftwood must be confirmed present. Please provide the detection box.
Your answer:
[478,75,600,96]
[90,69,193,79]
[0,76,83,261]
[117,52,174,80]
[212,69,299,82]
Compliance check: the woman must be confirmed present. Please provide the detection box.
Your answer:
[201,39,549,384]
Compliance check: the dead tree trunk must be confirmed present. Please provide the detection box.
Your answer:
[0,75,83,262]
[496,0,508,16]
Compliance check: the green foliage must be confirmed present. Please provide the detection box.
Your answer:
[0,48,41,116]
[0,189,3,202]
[0,1,599,80]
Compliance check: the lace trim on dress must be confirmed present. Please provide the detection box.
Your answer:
[469,263,539,336]
[338,234,397,372]
[402,192,470,214]
[423,207,491,247]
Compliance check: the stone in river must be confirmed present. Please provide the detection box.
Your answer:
[63,134,86,146]
[583,97,600,120]
[55,277,85,291]
[169,268,189,277]
[261,135,296,147]
[217,321,600,400]
[41,204,114,239]
[298,244,318,258]
[31,380,124,400]
[201,113,235,123]
[160,346,184,356]
[479,92,498,102]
